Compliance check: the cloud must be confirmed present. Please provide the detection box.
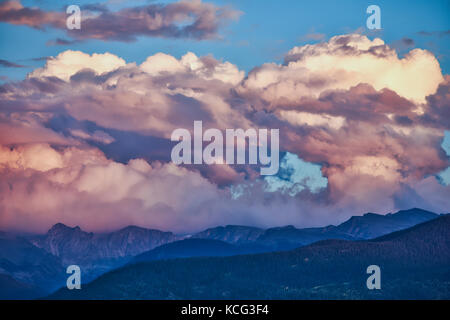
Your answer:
[390,37,415,52]
[0,112,72,145]
[417,30,450,37]
[0,0,241,42]
[301,32,326,41]
[22,50,248,139]
[0,58,26,68]
[0,143,228,233]
[0,143,64,172]
[28,50,126,81]
[0,0,64,29]
[238,34,443,104]
[401,38,414,46]
[0,33,449,233]
[278,111,346,130]
[46,38,78,46]
[421,76,450,129]
[69,129,115,144]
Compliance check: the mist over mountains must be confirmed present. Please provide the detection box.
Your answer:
[0,208,446,299]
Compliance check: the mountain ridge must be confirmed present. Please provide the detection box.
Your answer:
[48,215,450,300]
[0,207,442,299]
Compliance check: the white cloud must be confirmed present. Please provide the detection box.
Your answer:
[29,50,126,81]
[141,51,245,85]
[239,34,443,104]
[279,110,346,130]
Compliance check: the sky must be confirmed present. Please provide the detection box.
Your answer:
[0,0,449,233]
[1,0,449,80]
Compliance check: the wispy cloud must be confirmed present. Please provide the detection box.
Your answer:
[0,0,241,42]
[0,58,26,68]
[417,30,450,37]
[46,38,78,46]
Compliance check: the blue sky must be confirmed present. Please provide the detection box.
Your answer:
[1,0,449,82]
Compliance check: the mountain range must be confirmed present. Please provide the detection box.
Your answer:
[29,223,179,281]
[49,215,450,299]
[191,208,439,250]
[0,232,65,292]
[0,207,444,299]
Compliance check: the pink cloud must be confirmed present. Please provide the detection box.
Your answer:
[0,0,241,42]
[0,34,449,233]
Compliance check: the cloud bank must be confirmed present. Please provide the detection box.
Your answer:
[0,34,449,233]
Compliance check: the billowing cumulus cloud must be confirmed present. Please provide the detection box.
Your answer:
[0,0,241,42]
[0,143,222,232]
[15,50,249,139]
[0,33,449,233]
[238,34,443,105]
[29,51,127,81]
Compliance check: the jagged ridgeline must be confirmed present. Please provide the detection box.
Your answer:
[0,208,448,299]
